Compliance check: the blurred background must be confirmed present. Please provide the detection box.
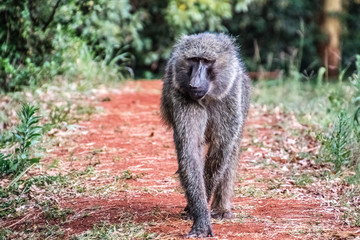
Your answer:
[1,0,359,90]
[1,2,360,236]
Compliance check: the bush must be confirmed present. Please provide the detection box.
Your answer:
[55,0,142,77]
[0,0,60,90]
[0,0,139,91]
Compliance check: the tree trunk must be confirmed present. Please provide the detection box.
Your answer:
[319,0,342,78]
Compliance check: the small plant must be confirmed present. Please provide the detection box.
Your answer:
[119,170,144,180]
[42,200,74,222]
[0,103,42,177]
[43,103,73,132]
[49,103,71,125]
[317,112,353,173]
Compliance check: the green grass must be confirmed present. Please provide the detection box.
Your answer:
[252,78,355,127]
[0,164,139,239]
[0,174,69,219]
[253,56,360,179]
[71,221,157,240]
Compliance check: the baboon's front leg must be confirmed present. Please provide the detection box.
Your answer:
[173,103,213,238]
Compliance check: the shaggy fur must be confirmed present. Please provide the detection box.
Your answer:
[160,32,250,238]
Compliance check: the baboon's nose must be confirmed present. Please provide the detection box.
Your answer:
[189,84,199,89]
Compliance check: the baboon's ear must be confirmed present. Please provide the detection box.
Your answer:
[179,34,190,42]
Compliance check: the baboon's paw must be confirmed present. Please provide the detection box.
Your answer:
[186,222,214,238]
[210,210,234,219]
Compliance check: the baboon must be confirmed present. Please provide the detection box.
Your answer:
[160,32,250,238]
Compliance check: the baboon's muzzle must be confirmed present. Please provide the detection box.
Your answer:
[188,88,208,100]
[188,61,210,100]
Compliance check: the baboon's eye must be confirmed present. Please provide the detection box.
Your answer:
[202,59,215,65]
[187,57,216,65]
[188,57,201,62]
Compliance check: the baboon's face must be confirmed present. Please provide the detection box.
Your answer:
[183,57,215,100]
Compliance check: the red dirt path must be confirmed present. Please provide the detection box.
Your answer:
[45,81,357,239]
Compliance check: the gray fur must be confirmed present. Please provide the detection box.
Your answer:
[160,32,250,238]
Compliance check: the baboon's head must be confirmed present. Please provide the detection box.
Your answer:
[171,33,241,101]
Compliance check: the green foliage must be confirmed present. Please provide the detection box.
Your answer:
[55,0,140,78]
[0,0,137,91]
[0,103,42,177]
[59,39,125,83]
[226,0,322,72]
[0,0,62,90]
[15,104,42,153]
[165,0,232,35]
[0,57,39,91]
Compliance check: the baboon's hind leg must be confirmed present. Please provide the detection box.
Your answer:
[210,146,240,219]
